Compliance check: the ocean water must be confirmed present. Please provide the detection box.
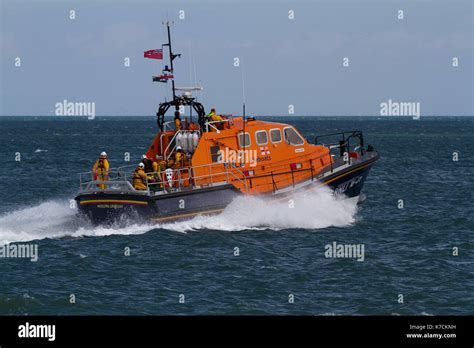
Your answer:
[0,116,472,315]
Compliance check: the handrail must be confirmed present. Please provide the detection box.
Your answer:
[244,162,335,193]
[78,159,249,195]
[162,121,175,132]
[163,130,180,160]
[314,130,365,156]
[116,164,138,171]
[244,139,374,193]
[146,168,245,191]
[205,119,230,133]
[79,151,332,196]
[314,130,362,143]
[78,179,138,193]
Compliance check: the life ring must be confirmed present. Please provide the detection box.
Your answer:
[161,168,175,188]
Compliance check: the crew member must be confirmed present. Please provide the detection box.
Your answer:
[142,154,160,182]
[206,107,224,130]
[166,158,175,169]
[206,108,223,122]
[132,163,148,190]
[157,156,168,172]
[141,154,154,173]
[156,156,167,188]
[92,151,109,189]
[174,110,182,131]
[174,146,185,168]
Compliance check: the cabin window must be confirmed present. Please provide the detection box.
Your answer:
[238,132,251,148]
[255,130,268,145]
[283,127,305,146]
[270,128,282,143]
[210,145,221,163]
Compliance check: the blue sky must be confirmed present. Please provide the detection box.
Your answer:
[1,0,472,116]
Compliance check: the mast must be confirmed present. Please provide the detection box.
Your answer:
[165,21,177,101]
[155,23,206,131]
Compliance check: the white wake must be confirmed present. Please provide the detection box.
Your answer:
[0,200,154,244]
[161,186,358,233]
[0,186,358,243]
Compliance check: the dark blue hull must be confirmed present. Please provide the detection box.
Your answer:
[322,156,378,199]
[75,185,240,224]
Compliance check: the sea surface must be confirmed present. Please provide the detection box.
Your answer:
[0,116,472,315]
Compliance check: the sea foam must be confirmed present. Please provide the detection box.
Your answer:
[160,185,358,233]
[0,186,357,243]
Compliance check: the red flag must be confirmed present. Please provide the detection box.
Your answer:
[144,49,163,60]
[152,74,174,82]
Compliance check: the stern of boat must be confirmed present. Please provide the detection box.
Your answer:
[75,167,154,224]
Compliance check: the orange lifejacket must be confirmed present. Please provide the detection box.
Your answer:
[132,168,147,190]
[93,158,109,188]
[174,151,183,168]
[175,118,181,131]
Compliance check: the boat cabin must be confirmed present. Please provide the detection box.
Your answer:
[143,109,333,195]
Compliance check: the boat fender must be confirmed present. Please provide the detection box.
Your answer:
[182,133,189,153]
[187,132,194,152]
[192,132,199,150]
[183,133,190,152]
[176,133,183,151]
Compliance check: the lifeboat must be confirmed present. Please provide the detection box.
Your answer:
[75,23,379,224]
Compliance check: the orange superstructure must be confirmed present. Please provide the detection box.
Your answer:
[144,115,333,195]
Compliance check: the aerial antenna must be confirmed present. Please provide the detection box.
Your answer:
[188,40,193,87]
[188,40,193,121]
[192,47,201,102]
[241,50,246,166]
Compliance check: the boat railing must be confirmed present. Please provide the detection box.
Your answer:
[235,153,332,193]
[162,121,175,132]
[78,167,139,193]
[248,134,374,193]
[145,161,248,193]
[204,119,230,133]
[78,161,248,195]
[117,164,139,172]
[314,130,365,159]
